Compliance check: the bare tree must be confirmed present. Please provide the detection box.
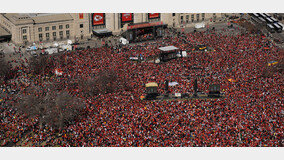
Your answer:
[79,68,132,96]
[0,56,12,84]
[29,55,55,75]
[16,84,85,129]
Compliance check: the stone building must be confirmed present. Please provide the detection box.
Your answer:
[0,13,222,45]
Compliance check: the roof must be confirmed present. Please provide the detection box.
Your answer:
[146,82,158,87]
[127,21,166,30]
[93,28,112,34]
[32,14,73,24]
[3,13,73,25]
[0,26,11,37]
[159,46,179,52]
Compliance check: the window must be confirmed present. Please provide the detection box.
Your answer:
[59,31,63,39]
[66,30,70,36]
[172,13,175,17]
[66,24,69,29]
[59,25,63,29]
[39,34,42,39]
[53,32,56,37]
[191,14,194,22]
[22,28,27,34]
[52,26,56,30]
[80,24,84,28]
[23,35,27,40]
[38,27,42,32]
[45,27,49,31]
[81,35,84,39]
[46,33,50,41]
[186,15,189,23]
[196,14,200,22]
[202,13,205,18]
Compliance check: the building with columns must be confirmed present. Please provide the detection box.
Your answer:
[0,13,222,45]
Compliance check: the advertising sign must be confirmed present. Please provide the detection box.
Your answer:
[148,13,160,19]
[92,13,105,26]
[121,13,133,22]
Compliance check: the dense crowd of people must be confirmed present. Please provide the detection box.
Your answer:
[0,26,283,147]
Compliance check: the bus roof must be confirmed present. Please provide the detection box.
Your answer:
[159,46,179,52]
[273,23,281,29]
[267,24,274,28]
[252,13,259,17]
[270,17,278,22]
[263,13,271,17]
[258,17,266,22]
[258,13,266,18]
[277,22,284,28]
[146,82,158,87]
[265,17,274,23]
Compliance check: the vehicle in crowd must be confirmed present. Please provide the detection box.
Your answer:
[266,24,275,33]
[272,23,282,33]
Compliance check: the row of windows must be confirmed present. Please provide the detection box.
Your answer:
[22,30,70,41]
[181,14,206,23]
[37,24,70,32]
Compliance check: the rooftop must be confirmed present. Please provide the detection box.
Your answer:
[0,26,11,37]
[2,13,74,25]
[159,46,179,52]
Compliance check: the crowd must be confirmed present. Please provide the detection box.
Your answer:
[0,26,283,147]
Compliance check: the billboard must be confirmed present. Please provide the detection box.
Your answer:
[92,13,105,26]
[121,13,133,22]
[79,13,84,19]
[148,13,160,19]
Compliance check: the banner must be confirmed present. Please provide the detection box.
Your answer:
[92,13,105,26]
[148,13,160,19]
[79,13,84,19]
[121,13,133,22]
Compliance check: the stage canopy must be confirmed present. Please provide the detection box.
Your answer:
[159,46,179,52]
[93,28,112,37]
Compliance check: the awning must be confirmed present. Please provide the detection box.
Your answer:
[146,82,158,88]
[93,28,112,34]
[93,28,112,37]
[127,21,166,30]
[159,46,179,52]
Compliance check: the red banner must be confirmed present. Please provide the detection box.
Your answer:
[92,13,105,26]
[121,13,133,22]
[79,13,84,19]
[148,13,160,19]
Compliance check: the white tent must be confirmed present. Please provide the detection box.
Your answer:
[169,82,179,86]
[67,40,72,45]
[182,51,187,57]
[195,22,205,29]
[158,46,179,52]
[120,37,129,45]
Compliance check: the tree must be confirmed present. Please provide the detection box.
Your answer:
[29,55,54,75]
[0,56,12,84]
[16,84,85,129]
[79,68,132,97]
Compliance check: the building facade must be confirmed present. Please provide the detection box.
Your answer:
[0,13,222,45]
